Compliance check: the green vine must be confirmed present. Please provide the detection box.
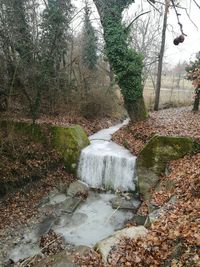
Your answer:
[102,3,144,104]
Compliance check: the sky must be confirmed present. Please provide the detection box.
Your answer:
[72,0,200,67]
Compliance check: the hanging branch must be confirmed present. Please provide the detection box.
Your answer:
[170,0,186,36]
[154,0,198,31]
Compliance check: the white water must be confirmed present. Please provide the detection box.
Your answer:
[78,119,137,191]
[53,192,134,246]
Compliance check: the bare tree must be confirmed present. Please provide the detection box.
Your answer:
[127,9,162,83]
[154,0,170,111]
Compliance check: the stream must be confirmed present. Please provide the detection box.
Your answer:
[2,119,139,265]
[78,119,137,191]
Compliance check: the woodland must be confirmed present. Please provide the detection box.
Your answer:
[0,0,199,267]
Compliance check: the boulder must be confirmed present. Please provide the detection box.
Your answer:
[0,121,90,175]
[51,125,90,173]
[136,135,194,199]
[95,226,148,264]
[67,181,89,197]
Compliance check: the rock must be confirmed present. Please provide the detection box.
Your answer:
[54,213,88,229]
[50,193,67,205]
[110,196,141,212]
[131,215,147,226]
[1,121,90,174]
[145,208,162,228]
[38,215,56,236]
[95,226,148,264]
[145,195,177,227]
[136,135,194,199]
[155,179,176,193]
[32,251,77,267]
[51,125,90,173]
[60,197,82,213]
[67,181,89,197]
[73,245,91,256]
[9,243,41,263]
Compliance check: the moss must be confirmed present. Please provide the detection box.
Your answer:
[136,135,194,199]
[0,121,90,176]
[137,135,194,174]
[51,125,90,173]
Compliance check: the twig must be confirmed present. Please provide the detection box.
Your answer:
[147,0,161,13]
[105,206,121,224]
[170,0,186,35]
[19,236,62,267]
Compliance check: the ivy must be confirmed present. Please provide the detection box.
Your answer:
[100,1,144,103]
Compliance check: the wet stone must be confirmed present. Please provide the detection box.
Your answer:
[131,215,147,226]
[110,196,141,212]
[67,181,89,197]
[54,213,88,229]
[49,193,67,205]
[60,197,83,214]
[38,215,56,236]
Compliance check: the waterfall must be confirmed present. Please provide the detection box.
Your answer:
[78,120,137,192]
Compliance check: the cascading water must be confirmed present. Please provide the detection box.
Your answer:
[78,119,137,191]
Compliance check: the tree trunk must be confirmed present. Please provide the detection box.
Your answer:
[193,86,200,111]
[93,0,147,122]
[126,97,147,122]
[154,0,169,111]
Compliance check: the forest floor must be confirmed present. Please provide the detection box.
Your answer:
[113,106,200,155]
[0,111,119,136]
[0,107,199,266]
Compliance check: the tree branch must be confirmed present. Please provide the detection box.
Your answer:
[147,0,161,13]
[193,0,200,9]
[126,11,151,31]
[170,0,186,36]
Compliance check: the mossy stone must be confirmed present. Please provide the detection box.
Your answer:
[136,135,194,199]
[0,122,89,168]
[51,125,90,173]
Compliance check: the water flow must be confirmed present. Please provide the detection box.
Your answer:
[78,119,137,191]
[53,193,134,246]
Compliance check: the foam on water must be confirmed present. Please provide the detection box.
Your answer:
[78,119,137,191]
[53,192,134,246]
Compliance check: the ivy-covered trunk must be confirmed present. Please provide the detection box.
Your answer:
[93,0,148,122]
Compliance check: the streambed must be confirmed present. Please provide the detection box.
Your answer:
[4,190,139,265]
